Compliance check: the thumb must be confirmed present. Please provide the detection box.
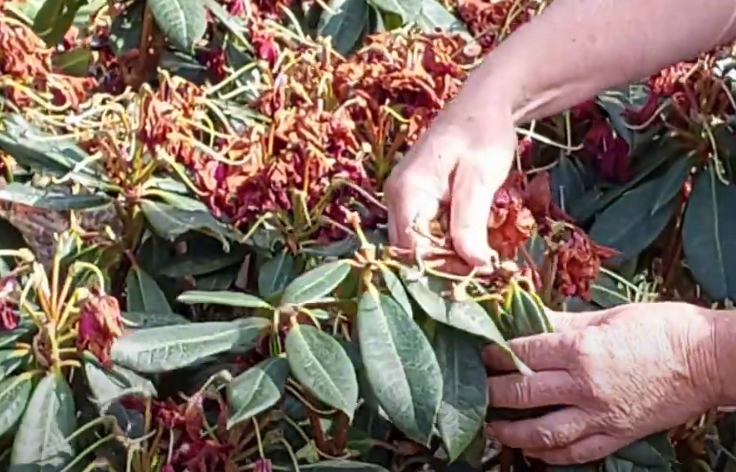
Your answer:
[450,147,513,267]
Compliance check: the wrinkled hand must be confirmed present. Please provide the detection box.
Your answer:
[383,110,516,267]
[484,302,722,465]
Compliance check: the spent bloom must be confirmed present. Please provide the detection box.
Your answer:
[76,289,124,367]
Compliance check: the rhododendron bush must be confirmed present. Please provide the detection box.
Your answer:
[0,0,734,470]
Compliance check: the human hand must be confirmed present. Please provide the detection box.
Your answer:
[483,302,723,465]
[383,103,517,267]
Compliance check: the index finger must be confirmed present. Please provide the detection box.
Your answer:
[483,332,576,372]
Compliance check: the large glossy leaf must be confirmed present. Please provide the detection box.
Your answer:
[378,265,412,316]
[416,0,472,40]
[400,268,446,320]
[147,0,207,51]
[682,166,736,301]
[10,372,77,471]
[357,291,442,445]
[0,183,110,211]
[126,265,174,314]
[319,0,370,55]
[177,290,272,309]
[32,0,84,45]
[549,155,589,210]
[123,311,190,329]
[110,318,269,373]
[0,217,27,277]
[227,357,290,428]
[140,199,234,251]
[84,354,157,408]
[279,260,351,306]
[367,0,420,22]
[300,461,390,472]
[108,0,143,55]
[0,374,33,437]
[52,47,92,76]
[614,433,674,467]
[0,348,30,381]
[0,114,109,188]
[285,324,359,420]
[259,252,298,300]
[589,175,678,262]
[434,326,487,462]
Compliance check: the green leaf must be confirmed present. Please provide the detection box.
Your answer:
[683,166,736,302]
[300,460,390,472]
[0,348,30,381]
[614,433,674,467]
[177,290,273,309]
[52,47,92,76]
[445,299,532,374]
[200,0,251,50]
[589,176,678,262]
[147,0,207,51]
[280,260,352,306]
[285,324,359,420]
[0,374,33,437]
[650,157,692,214]
[400,268,446,320]
[140,199,235,251]
[0,217,27,277]
[505,283,551,337]
[110,318,269,373]
[319,0,370,55]
[108,0,143,55]
[258,252,298,299]
[416,0,472,41]
[367,0,420,22]
[32,0,84,45]
[550,155,588,210]
[0,318,36,349]
[10,372,76,471]
[0,183,111,211]
[123,311,190,329]
[84,354,157,408]
[357,291,442,445]
[158,250,245,278]
[434,325,487,462]
[227,357,290,428]
[0,114,108,188]
[378,265,412,316]
[126,265,174,314]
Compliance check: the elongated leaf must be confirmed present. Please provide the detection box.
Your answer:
[505,284,550,337]
[286,324,359,420]
[0,217,26,277]
[32,0,84,45]
[378,265,412,316]
[0,318,36,349]
[52,47,92,76]
[319,0,370,55]
[126,265,173,314]
[357,291,442,445]
[177,290,272,309]
[280,260,351,306]
[84,354,157,408]
[227,357,290,428]
[110,318,269,373]
[367,0,420,22]
[109,0,143,55]
[400,268,446,320]
[434,326,487,462]
[614,433,674,467]
[416,0,472,40]
[123,311,189,329]
[258,252,298,299]
[683,166,736,301]
[200,0,251,49]
[446,300,532,374]
[159,250,245,278]
[147,0,207,51]
[140,199,234,251]
[0,374,33,437]
[0,183,110,211]
[300,461,390,472]
[10,372,76,471]
[651,157,692,214]
[589,176,678,262]
[0,348,30,381]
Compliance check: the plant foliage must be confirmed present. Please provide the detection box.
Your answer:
[0,0,733,471]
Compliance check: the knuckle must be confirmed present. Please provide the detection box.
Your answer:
[531,427,559,449]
